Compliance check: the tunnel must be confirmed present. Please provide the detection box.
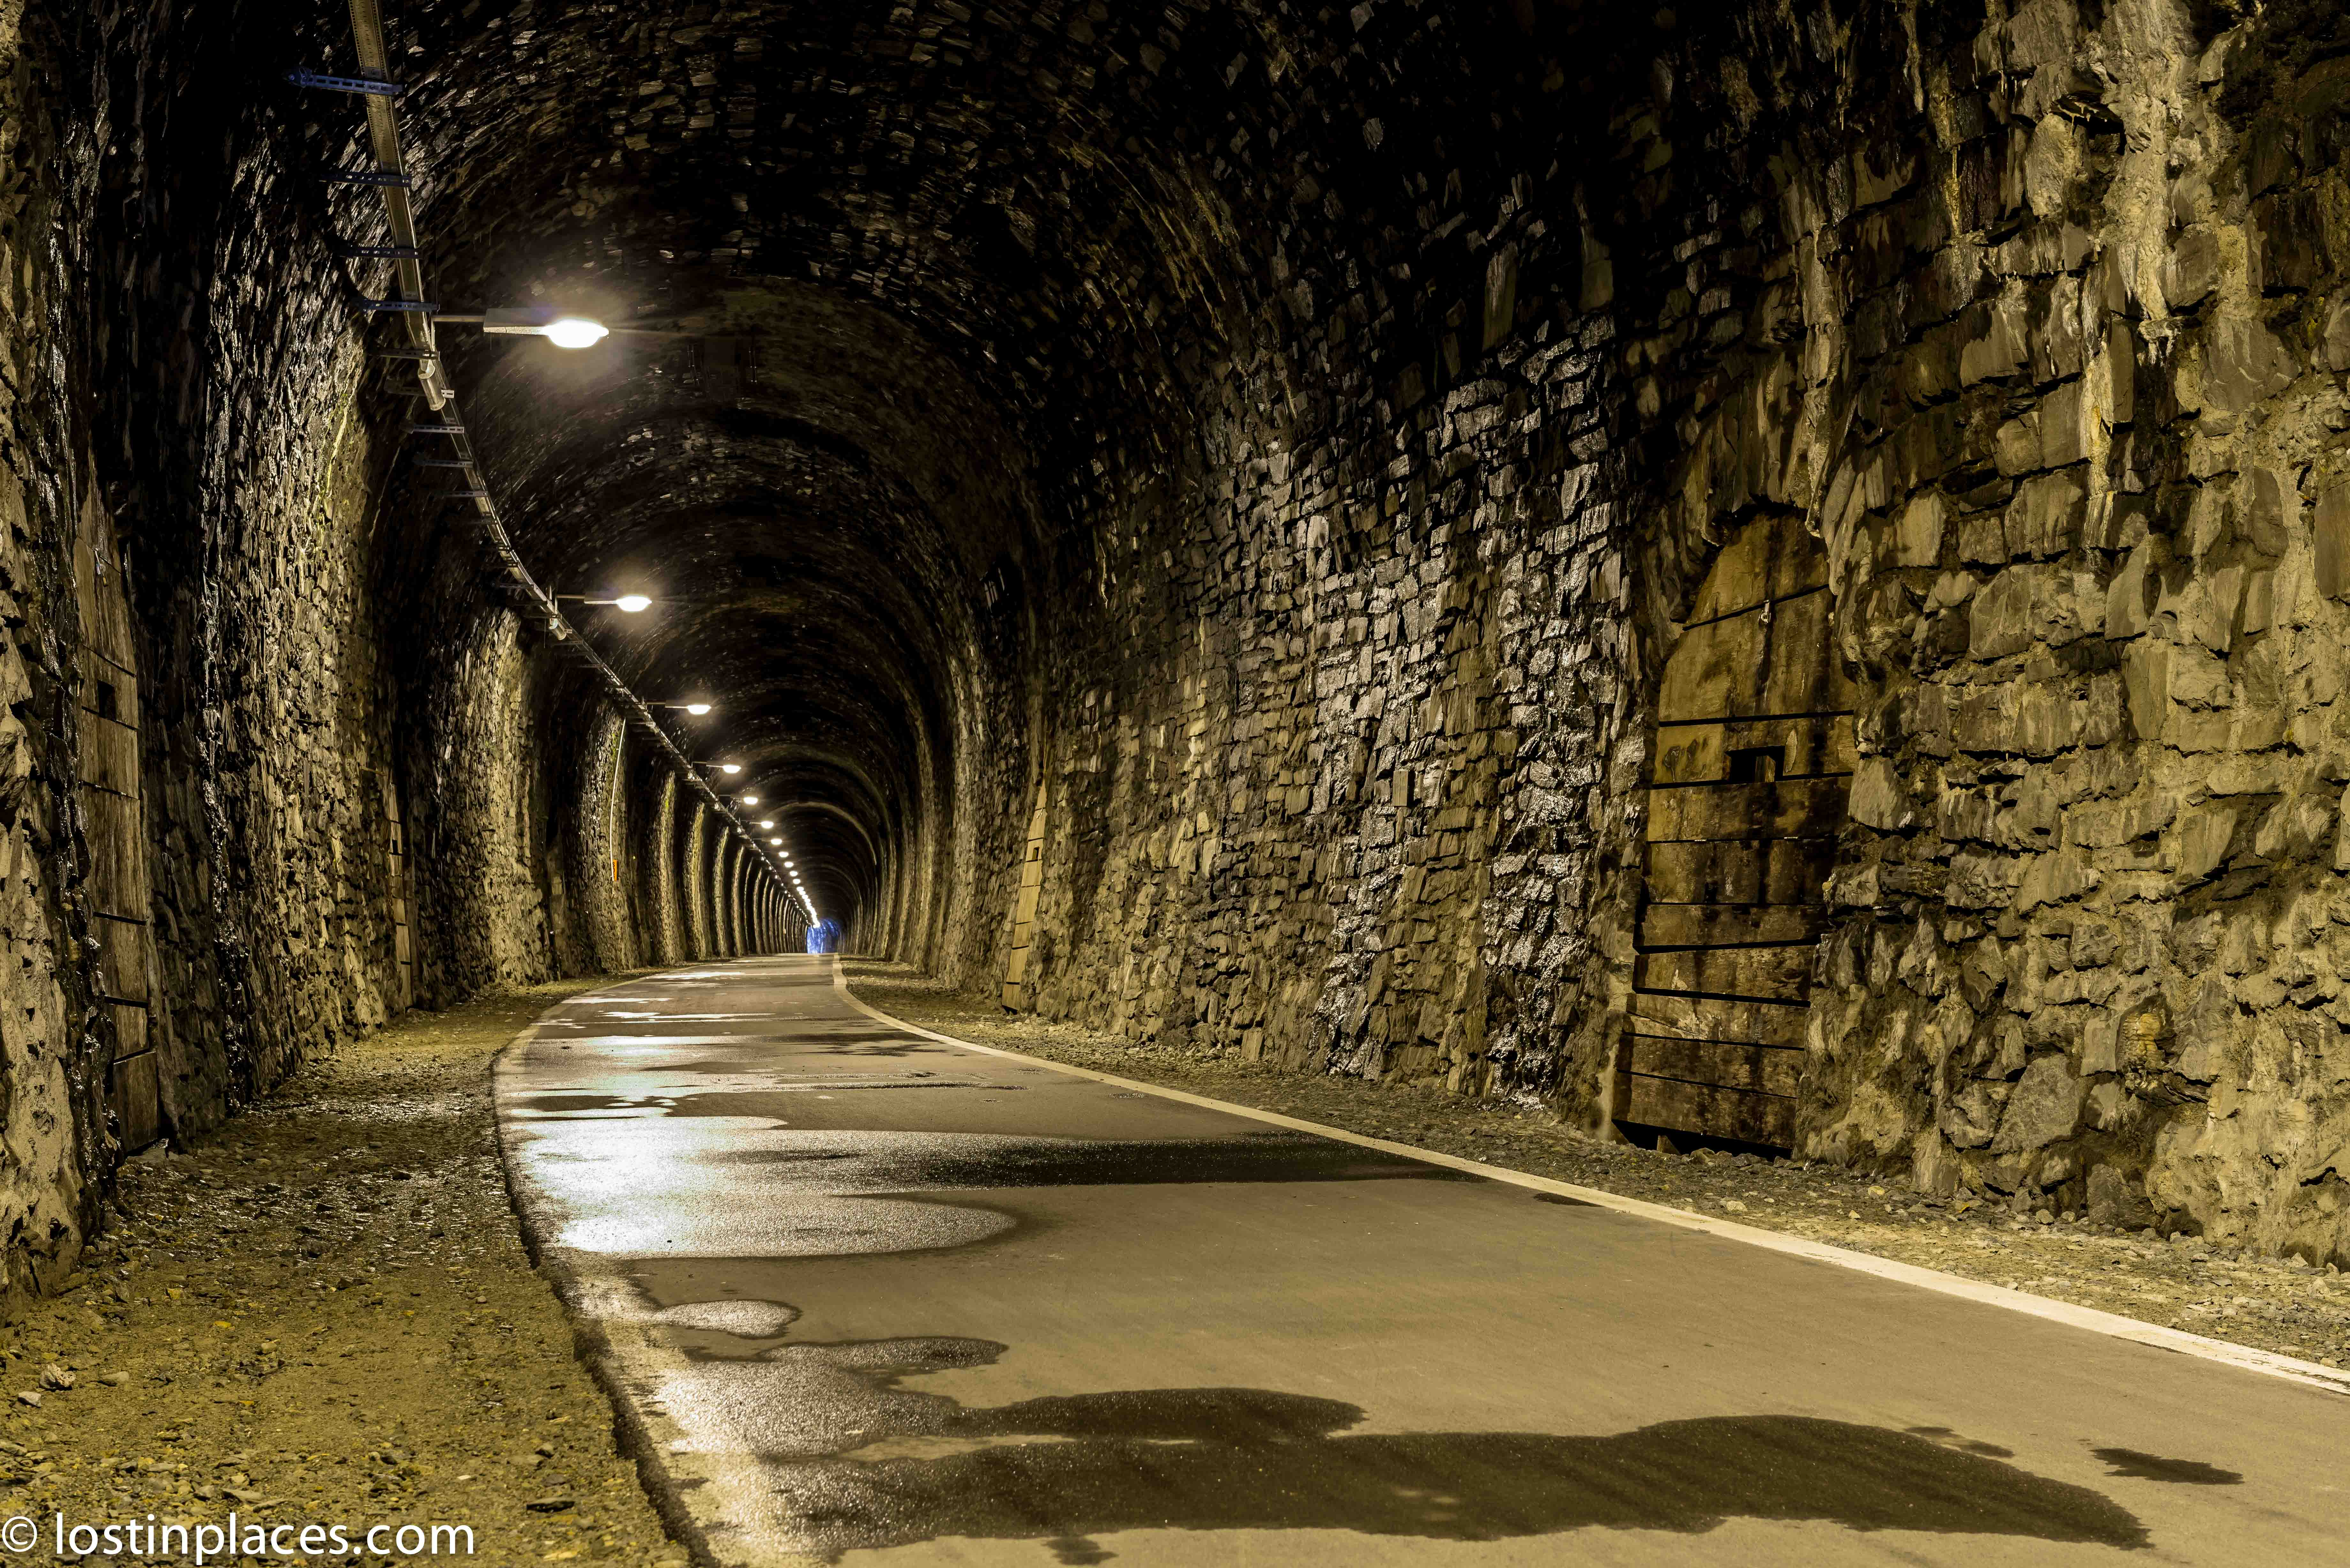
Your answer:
[5,0,2350,1554]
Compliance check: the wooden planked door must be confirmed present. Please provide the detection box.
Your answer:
[383,769,413,1011]
[75,483,160,1151]
[1001,779,1049,1011]
[1621,515,1854,1148]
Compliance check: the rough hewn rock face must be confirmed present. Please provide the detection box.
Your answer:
[0,0,101,1306]
[1003,0,2350,1265]
[0,0,793,1308]
[1780,0,2350,1261]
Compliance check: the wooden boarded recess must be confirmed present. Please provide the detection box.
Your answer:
[384,770,413,1011]
[1001,779,1049,1010]
[1621,515,1853,1149]
[75,482,160,1151]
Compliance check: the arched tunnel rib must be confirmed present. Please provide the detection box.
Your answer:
[8,0,2350,1558]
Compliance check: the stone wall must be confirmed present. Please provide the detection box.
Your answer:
[0,0,107,1306]
[0,0,790,1308]
[1025,321,1634,1111]
[1546,0,2350,1259]
[640,770,688,967]
[1004,1,1656,1117]
[10,0,2350,1293]
[1769,0,2350,1258]
[989,0,2350,1263]
[569,708,637,975]
[398,610,553,1003]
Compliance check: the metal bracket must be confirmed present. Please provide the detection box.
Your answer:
[407,423,466,435]
[323,169,412,187]
[334,242,421,260]
[286,70,407,97]
[357,297,437,313]
[443,489,490,500]
[411,457,473,469]
[374,347,440,361]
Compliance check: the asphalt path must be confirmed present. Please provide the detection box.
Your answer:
[495,955,2350,1566]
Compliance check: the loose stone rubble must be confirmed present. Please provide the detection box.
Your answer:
[0,984,684,1566]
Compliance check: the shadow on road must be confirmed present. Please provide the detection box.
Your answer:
[749,1335,2150,1562]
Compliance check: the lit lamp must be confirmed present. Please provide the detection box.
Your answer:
[658,701,715,716]
[557,593,652,613]
[434,305,610,349]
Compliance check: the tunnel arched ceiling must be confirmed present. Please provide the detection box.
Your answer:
[305,0,1586,922]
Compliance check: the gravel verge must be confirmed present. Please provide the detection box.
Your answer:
[2,980,686,1566]
[845,959,2350,1372]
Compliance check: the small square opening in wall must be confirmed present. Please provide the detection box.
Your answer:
[94,680,119,721]
[1724,745,1784,784]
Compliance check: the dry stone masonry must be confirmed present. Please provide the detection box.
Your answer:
[1,0,2348,1308]
[1014,0,2350,1267]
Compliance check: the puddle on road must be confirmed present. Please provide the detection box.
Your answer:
[557,1036,768,1049]
[562,1195,1019,1258]
[651,1300,802,1337]
[659,1331,2149,1562]
[518,1078,1000,1115]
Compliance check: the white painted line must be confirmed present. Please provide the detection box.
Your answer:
[830,956,2350,1401]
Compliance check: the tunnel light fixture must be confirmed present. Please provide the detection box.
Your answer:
[657,701,714,716]
[757,819,774,829]
[435,305,611,349]
[739,794,760,805]
[311,4,755,952]
[542,316,611,349]
[557,593,652,613]
[768,836,783,845]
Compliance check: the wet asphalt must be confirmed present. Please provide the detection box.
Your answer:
[495,956,2350,1566]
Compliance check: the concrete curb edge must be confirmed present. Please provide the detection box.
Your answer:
[491,976,736,1568]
